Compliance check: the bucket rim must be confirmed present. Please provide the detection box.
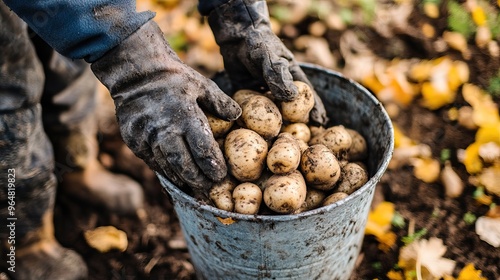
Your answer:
[159,63,394,222]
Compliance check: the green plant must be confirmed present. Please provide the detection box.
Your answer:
[447,0,476,39]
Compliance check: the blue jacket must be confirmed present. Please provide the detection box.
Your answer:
[4,0,229,63]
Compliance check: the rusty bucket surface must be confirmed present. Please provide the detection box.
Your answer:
[158,63,394,280]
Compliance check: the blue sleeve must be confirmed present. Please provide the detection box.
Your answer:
[3,0,154,62]
[198,0,230,15]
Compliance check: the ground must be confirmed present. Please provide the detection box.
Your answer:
[16,1,500,279]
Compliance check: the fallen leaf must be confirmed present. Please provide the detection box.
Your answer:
[217,216,236,225]
[84,226,128,253]
[457,263,488,280]
[478,142,500,163]
[411,157,441,183]
[463,142,484,174]
[475,216,500,247]
[478,165,500,196]
[399,237,456,279]
[441,160,465,198]
[365,202,397,251]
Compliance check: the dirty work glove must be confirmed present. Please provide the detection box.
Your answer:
[207,0,327,125]
[91,20,241,197]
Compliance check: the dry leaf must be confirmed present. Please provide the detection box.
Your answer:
[399,237,456,279]
[84,226,128,253]
[217,216,236,225]
[390,144,432,169]
[457,106,479,130]
[475,216,500,247]
[478,165,500,196]
[443,31,471,59]
[410,157,441,183]
[478,142,500,163]
[475,25,492,48]
[441,161,465,198]
[423,2,439,18]
[462,83,500,127]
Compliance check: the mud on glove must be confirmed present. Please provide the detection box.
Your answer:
[207,0,327,125]
[91,20,241,198]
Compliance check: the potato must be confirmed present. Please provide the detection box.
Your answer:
[300,144,341,190]
[336,163,369,194]
[232,89,259,105]
[209,177,237,212]
[267,133,301,174]
[263,170,307,214]
[233,182,262,215]
[294,188,326,213]
[346,128,368,161]
[309,125,352,159]
[309,126,326,138]
[224,128,268,182]
[239,95,282,140]
[280,81,315,123]
[205,112,234,138]
[297,139,309,154]
[281,123,311,143]
[322,192,348,206]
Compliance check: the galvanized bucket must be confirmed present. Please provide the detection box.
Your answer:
[158,63,394,280]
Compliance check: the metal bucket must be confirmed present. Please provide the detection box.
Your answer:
[158,63,394,280]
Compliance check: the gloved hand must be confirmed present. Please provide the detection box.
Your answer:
[207,0,328,126]
[91,20,241,198]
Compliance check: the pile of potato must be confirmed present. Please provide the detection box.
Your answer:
[206,81,369,215]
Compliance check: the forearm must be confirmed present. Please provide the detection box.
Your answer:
[3,0,154,62]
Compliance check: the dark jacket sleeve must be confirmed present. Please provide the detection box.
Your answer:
[3,0,154,63]
[197,0,230,15]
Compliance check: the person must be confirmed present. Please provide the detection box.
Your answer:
[0,0,327,279]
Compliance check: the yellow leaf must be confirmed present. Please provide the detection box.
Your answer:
[476,124,500,144]
[369,201,395,227]
[393,124,415,148]
[457,263,487,280]
[362,74,385,94]
[377,231,398,252]
[411,157,441,183]
[463,142,484,174]
[365,202,397,250]
[409,60,433,82]
[471,7,487,26]
[217,217,236,225]
[462,83,500,127]
[84,226,128,253]
[475,193,493,205]
[448,107,459,121]
[423,2,439,18]
[421,81,456,110]
[387,270,404,280]
[448,61,469,91]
